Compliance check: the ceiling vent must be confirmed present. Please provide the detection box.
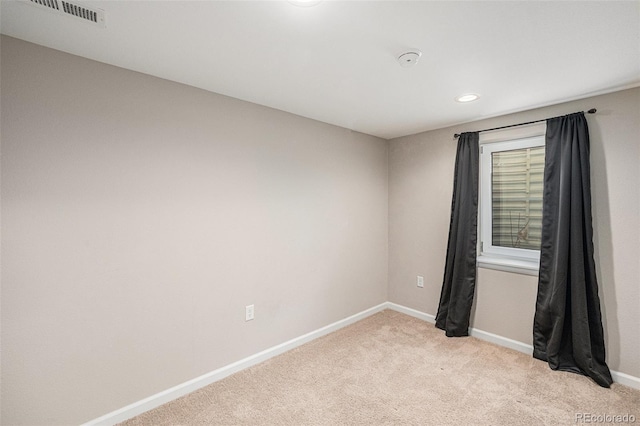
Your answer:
[23,0,106,27]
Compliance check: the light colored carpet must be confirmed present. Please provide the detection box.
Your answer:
[121,310,640,425]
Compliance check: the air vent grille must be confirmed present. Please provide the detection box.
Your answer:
[23,0,105,27]
[61,1,99,23]
[29,0,60,10]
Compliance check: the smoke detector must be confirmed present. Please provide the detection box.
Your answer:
[22,0,106,27]
[398,50,422,68]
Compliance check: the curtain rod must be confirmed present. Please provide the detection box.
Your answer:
[453,108,597,138]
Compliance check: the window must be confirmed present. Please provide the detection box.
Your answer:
[478,135,545,275]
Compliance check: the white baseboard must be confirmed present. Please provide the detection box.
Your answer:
[82,302,388,426]
[83,301,640,424]
[611,370,640,390]
[386,302,533,354]
[468,327,534,355]
[386,302,640,391]
[386,302,436,323]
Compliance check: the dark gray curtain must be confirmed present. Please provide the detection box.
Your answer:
[436,132,479,337]
[533,112,613,387]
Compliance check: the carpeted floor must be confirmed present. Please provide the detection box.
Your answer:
[121,310,640,425]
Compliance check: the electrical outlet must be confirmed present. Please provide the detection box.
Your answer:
[417,276,424,288]
[245,304,255,321]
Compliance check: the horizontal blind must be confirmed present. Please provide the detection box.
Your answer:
[491,146,545,250]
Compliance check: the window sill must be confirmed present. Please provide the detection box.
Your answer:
[477,255,539,276]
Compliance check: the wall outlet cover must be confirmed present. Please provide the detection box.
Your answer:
[245,304,255,321]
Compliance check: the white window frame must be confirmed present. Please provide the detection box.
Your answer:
[478,130,545,276]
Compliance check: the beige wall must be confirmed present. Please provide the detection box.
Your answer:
[2,34,639,426]
[0,36,389,425]
[389,87,640,379]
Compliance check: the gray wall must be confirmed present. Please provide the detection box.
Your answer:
[389,87,640,380]
[0,36,389,425]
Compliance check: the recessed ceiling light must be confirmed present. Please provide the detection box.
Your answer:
[455,94,480,103]
[288,0,322,6]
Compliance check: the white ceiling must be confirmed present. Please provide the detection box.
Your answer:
[2,1,639,139]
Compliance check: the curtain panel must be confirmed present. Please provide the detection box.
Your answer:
[436,132,479,337]
[533,112,613,388]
